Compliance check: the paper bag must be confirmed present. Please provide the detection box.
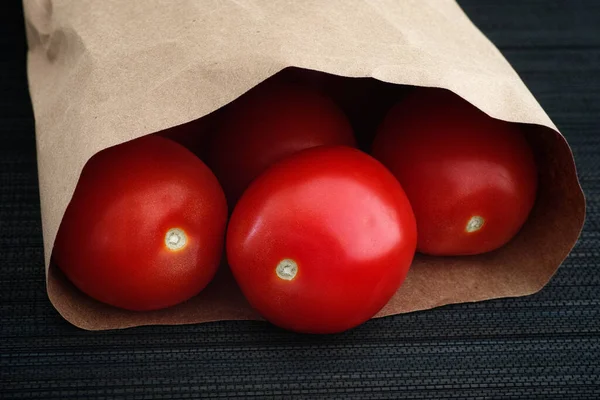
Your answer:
[23,0,585,330]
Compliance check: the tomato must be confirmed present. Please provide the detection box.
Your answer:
[372,88,538,256]
[53,135,228,311]
[226,146,417,334]
[206,81,356,206]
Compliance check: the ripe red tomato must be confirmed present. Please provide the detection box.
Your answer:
[227,146,417,334]
[372,88,538,256]
[206,82,356,206]
[53,135,228,311]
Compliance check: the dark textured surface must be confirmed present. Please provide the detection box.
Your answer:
[1,1,599,399]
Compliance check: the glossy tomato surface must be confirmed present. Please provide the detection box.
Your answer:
[53,135,228,311]
[227,146,417,334]
[206,82,355,206]
[372,88,538,256]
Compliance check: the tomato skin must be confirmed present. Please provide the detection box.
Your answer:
[53,135,228,311]
[227,146,417,334]
[206,82,356,206]
[372,88,538,256]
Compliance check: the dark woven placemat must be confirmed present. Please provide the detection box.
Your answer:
[1,1,599,399]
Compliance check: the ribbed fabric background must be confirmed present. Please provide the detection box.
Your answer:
[1,1,599,399]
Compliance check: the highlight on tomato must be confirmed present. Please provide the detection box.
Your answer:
[372,88,538,256]
[226,146,417,334]
[53,135,228,311]
[205,80,356,207]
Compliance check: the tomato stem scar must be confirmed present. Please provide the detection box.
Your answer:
[276,259,298,281]
[466,216,484,233]
[165,228,187,251]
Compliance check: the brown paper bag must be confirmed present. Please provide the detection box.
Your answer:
[24,0,585,330]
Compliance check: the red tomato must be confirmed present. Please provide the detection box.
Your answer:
[206,82,356,206]
[227,146,417,334]
[372,88,538,256]
[53,135,228,311]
